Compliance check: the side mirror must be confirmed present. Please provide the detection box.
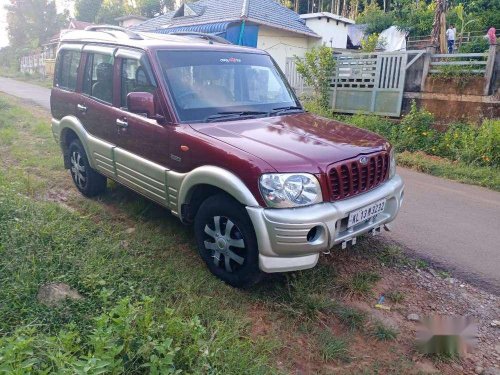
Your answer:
[127,92,156,119]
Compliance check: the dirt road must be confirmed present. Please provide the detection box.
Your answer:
[1,77,499,292]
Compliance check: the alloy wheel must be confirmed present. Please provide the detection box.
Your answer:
[70,151,87,190]
[203,216,246,273]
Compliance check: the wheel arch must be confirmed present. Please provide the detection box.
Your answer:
[56,116,93,169]
[177,166,260,223]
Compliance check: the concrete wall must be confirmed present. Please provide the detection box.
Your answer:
[257,26,313,71]
[303,17,349,48]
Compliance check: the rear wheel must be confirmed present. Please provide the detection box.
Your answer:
[68,139,106,197]
[194,194,261,287]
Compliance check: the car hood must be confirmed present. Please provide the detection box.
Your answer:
[190,112,389,173]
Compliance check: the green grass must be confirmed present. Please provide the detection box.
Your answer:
[316,330,350,362]
[386,290,405,304]
[372,323,398,341]
[332,305,366,331]
[0,94,279,373]
[338,271,381,297]
[397,151,500,191]
[0,93,433,373]
[375,245,406,267]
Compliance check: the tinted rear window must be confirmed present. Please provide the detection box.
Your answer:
[55,50,81,91]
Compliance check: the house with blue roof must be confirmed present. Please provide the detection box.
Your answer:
[131,0,327,70]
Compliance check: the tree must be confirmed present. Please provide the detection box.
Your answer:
[95,0,128,24]
[135,0,174,18]
[393,1,435,36]
[356,3,395,35]
[431,0,445,49]
[6,0,68,48]
[74,0,103,22]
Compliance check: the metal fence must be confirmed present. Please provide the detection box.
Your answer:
[20,52,55,77]
[429,52,489,75]
[285,58,306,95]
[407,30,500,50]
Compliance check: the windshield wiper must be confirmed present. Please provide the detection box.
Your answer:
[269,106,304,116]
[204,111,268,123]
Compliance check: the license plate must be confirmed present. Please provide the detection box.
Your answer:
[347,199,386,228]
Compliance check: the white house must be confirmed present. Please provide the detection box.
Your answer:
[300,12,355,49]
[115,15,149,29]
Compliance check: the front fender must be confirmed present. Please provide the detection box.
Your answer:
[176,165,260,211]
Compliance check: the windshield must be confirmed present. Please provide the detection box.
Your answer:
[157,50,300,123]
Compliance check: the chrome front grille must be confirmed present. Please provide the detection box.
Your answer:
[328,152,389,201]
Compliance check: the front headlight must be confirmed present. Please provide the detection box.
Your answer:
[389,148,396,178]
[259,173,322,208]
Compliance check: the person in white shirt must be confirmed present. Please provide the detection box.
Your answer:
[446,24,456,53]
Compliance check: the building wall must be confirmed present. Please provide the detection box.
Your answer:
[256,26,314,71]
[303,17,349,48]
[120,18,147,28]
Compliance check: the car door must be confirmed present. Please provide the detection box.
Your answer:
[111,48,173,207]
[51,46,84,122]
[76,45,120,176]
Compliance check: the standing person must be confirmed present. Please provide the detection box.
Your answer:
[487,26,497,45]
[446,24,456,53]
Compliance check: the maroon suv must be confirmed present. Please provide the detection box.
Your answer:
[51,26,404,287]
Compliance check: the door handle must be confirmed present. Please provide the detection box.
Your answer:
[116,118,128,129]
[77,104,87,113]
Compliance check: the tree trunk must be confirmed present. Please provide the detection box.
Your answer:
[431,0,444,48]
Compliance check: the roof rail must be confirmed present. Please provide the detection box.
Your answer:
[168,32,232,45]
[85,25,143,40]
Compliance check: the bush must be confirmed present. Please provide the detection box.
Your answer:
[295,46,335,110]
[459,37,490,53]
[361,33,387,52]
[327,102,499,168]
[0,297,214,373]
[396,102,437,153]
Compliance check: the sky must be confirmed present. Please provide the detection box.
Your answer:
[0,0,74,48]
[0,0,8,48]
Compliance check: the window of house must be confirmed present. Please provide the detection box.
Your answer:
[120,57,157,108]
[55,50,81,91]
[82,53,115,104]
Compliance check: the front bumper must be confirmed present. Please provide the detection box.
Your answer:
[246,174,404,273]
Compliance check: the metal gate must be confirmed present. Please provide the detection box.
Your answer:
[332,52,408,117]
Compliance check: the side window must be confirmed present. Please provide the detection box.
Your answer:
[120,57,156,108]
[83,53,115,104]
[55,50,81,91]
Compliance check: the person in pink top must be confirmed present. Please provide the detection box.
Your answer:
[487,27,496,45]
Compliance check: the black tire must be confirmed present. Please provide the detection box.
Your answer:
[194,194,261,288]
[68,139,107,197]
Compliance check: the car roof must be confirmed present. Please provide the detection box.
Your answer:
[59,28,266,54]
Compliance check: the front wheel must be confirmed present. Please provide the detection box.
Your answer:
[194,194,261,288]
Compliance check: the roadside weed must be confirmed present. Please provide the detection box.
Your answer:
[332,305,366,331]
[376,245,406,266]
[316,330,350,362]
[386,290,406,304]
[338,271,381,297]
[372,323,398,341]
